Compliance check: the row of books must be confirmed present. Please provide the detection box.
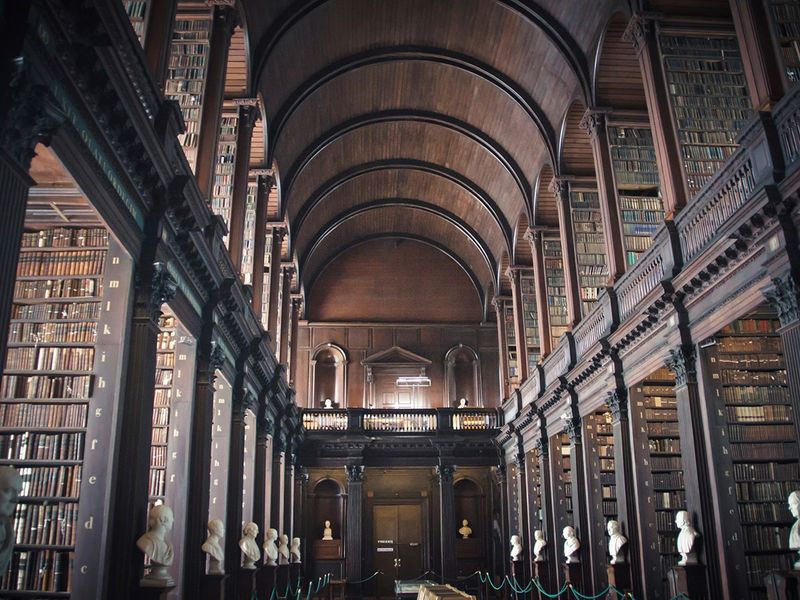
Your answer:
[151,445,167,468]
[730,442,799,461]
[609,145,656,161]
[0,549,72,592]
[14,278,102,300]
[655,490,685,510]
[741,525,791,552]
[5,347,95,372]
[619,194,664,211]
[0,432,84,461]
[8,321,96,345]
[739,500,794,524]
[154,368,173,387]
[0,403,87,429]
[732,461,800,482]
[152,407,170,427]
[721,369,788,386]
[149,467,166,497]
[15,250,106,277]
[13,502,78,546]
[18,465,82,498]
[20,228,107,249]
[722,319,781,334]
[725,404,792,422]
[718,336,783,353]
[728,423,796,442]
[152,427,168,445]
[156,352,175,368]
[651,456,683,471]
[723,384,789,404]
[624,234,655,250]
[746,555,789,588]
[0,375,93,400]
[670,92,751,109]
[11,302,100,322]
[153,388,172,407]
[735,480,797,502]
[168,54,207,68]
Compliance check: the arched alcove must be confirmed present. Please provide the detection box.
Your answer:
[309,343,348,408]
[454,477,486,576]
[444,345,482,408]
[310,478,345,541]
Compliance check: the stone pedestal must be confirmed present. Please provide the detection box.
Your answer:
[606,563,631,598]
[237,568,257,600]
[533,562,551,600]
[668,565,707,600]
[257,564,277,598]
[290,562,303,588]
[201,573,227,600]
[562,562,583,586]
[765,571,800,600]
[276,563,291,597]
[138,582,175,600]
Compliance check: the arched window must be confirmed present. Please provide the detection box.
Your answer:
[309,344,348,408]
[444,345,482,407]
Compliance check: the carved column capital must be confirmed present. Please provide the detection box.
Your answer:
[208,340,226,379]
[562,411,581,444]
[435,464,456,484]
[524,227,543,246]
[623,12,651,55]
[271,225,287,242]
[665,346,697,387]
[549,177,569,202]
[763,275,800,327]
[148,262,177,321]
[238,103,261,130]
[291,296,304,313]
[495,463,506,485]
[534,436,548,458]
[210,3,239,38]
[281,264,295,281]
[345,464,365,483]
[607,389,628,423]
[579,108,607,138]
[506,266,520,284]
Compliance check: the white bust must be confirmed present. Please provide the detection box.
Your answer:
[239,522,260,569]
[563,526,580,563]
[264,528,279,565]
[675,511,699,566]
[290,537,301,563]
[0,467,21,576]
[278,533,290,565]
[510,534,523,561]
[137,504,175,585]
[606,520,627,565]
[533,530,546,562]
[789,490,800,569]
[202,519,225,574]
[322,520,333,541]
[458,519,472,539]
[457,398,468,408]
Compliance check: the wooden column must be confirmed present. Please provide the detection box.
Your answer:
[278,265,294,365]
[525,229,552,357]
[551,179,583,325]
[507,267,529,382]
[564,405,592,593]
[665,346,720,599]
[253,412,272,548]
[624,14,688,216]
[251,175,274,321]
[224,386,252,599]
[730,0,787,110]
[512,446,531,584]
[534,435,558,587]
[142,0,177,91]
[271,433,286,535]
[284,450,296,536]
[345,465,365,591]
[289,297,302,386]
[293,466,307,545]
[106,262,177,600]
[182,323,225,597]
[266,228,286,349]
[194,4,237,199]
[437,464,457,580]
[493,297,511,398]
[228,103,259,273]
[580,109,627,281]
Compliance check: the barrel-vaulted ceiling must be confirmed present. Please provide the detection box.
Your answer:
[242,0,621,310]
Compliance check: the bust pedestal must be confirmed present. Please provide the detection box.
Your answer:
[606,563,631,598]
[201,573,227,600]
[562,562,583,588]
[668,565,707,600]
[257,564,277,598]
[276,562,290,596]
[237,567,258,600]
[765,571,800,600]
[138,582,175,600]
[290,562,303,586]
[533,561,552,600]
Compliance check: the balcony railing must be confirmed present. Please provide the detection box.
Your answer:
[301,408,500,434]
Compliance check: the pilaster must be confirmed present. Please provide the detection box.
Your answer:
[228,104,259,272]
[551,178,583,325]
[525,229,552,357]
[507,267,529,381]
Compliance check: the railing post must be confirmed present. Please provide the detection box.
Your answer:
[347,408,364,433]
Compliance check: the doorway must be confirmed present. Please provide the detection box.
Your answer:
[371,504,425,598]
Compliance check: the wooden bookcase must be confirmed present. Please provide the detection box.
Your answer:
[607,125,664,266]
[569,188,608,317]
[212,109,239,244]
[260,230,273,329]
[659,30,753,199]
[241,180,258,286]
[583,409,617,577]
[0,227,109,596]
[526,448,543,536]
[550,431,573,538]
[503,302,518,383]
[122,0,150,46]
[702,314,800,600]
[165,11,213,171]
[767,0,800,85]
[520,270,540,373]
[209,376,232,525]
[149,315,175,506]
[542,236,568,347]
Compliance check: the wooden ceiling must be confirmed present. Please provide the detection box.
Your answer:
[240,0,626,310]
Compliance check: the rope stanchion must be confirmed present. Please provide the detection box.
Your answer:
[347,570,382,584]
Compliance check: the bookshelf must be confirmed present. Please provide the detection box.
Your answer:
[260,230,273,329]
[209,376,232,525]
[586,410,617,522]
[527,447,543,539]
[211,110,239,243]
[504,302,518,383]
[570,189,608,317]
[768,0,800,85]
[241,180,258,286]
[607,126,664,266]
[551,432,573,537]
[0,226,109,596]
[659,32,753,198]
[543,237,568,348]
[520,271,540,372]
[709,315,800,599]
[149,315,175,506]
[165,12,212,171]
[122,0,150,46]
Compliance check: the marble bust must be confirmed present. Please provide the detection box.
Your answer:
[278,533,290,565]
[322,520,333,541]
[510,535,523,561]
[458,519,472,539]
[290,537,301,563]
[533,530,546,562]
[789,490,800,569]
[0,467,21,577]
[606,520,627,565]
[264,528,279,565]
[137,504,175,585]
[675,511,699,566]
[239,522,260,569]
[563,526,580,564]
[202,519,225,574]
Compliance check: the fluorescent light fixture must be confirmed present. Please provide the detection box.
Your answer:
[396,376,431,387]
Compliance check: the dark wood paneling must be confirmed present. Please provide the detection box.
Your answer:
[513,213,533,266]
[560,100,596,176]
[535,164,559,227]
[595,13,647,110]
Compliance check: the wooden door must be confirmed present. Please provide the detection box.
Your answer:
[372,504,423,598]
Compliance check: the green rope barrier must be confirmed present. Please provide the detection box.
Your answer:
[569,582,614,599]
[348,570,382,584]
[533,577,569,598]
[269,586,277,600]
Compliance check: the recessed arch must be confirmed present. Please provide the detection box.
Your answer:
[498,251,511,295]
[593,12,646,110]
[512,213,532,267]
[558,99,595,176]
[533,163,558,227]
[309,343,348,408]
[444,344,483,408]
